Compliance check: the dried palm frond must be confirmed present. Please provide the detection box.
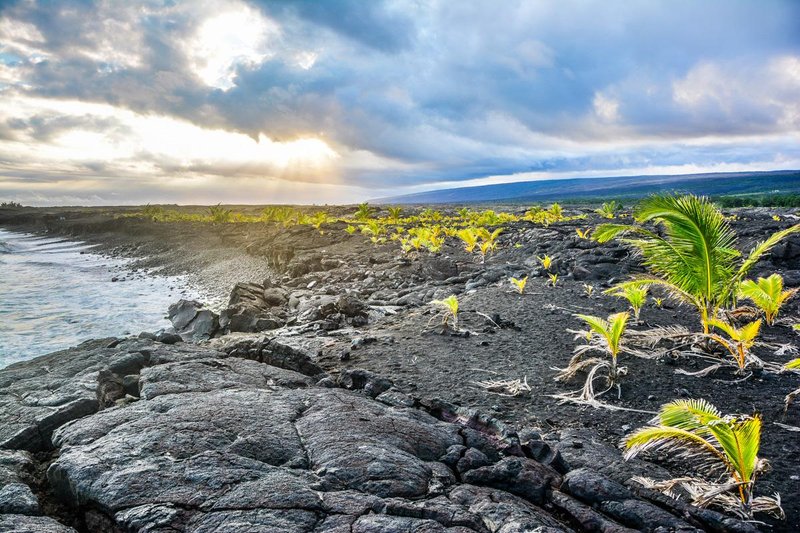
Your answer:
[473,376,531,397]
[631,476,784,520]
[675,364,722,377]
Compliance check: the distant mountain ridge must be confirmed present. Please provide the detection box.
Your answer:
[376,170,800,204]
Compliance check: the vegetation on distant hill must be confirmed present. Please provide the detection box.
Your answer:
[714,193,800,208]
[0,201,22,208]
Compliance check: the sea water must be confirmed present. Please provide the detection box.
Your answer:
[0,228,202,367]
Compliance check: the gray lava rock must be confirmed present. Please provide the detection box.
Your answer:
[139,358,315,400]
[96,369,125,408]
[551,428,671,483]
[0,515,77,532]
[461,457,561,506]
[219,304,284,333]
[167,300,219,341]
[336,368,393,398]
[0,338,223,452]
[262,286,289,307]
[562,469,697,531]
[0,483,39,515]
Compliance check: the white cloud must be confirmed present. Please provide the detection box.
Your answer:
[673,56,800,129]
[593,92,620,122]
[185,2,279,90]
[0,94,340,182]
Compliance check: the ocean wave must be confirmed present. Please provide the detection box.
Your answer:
[0,241,13,254]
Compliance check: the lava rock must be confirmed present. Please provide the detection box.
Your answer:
[461,457,561,505]
[167,300,219,341]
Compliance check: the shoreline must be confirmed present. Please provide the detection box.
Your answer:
[0,204,799,531]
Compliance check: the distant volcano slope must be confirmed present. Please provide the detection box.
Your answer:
[377,170,800,204]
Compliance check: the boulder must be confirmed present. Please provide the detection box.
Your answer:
[167,300,219,341]
[219,305,284,333]
[0,515,77,532]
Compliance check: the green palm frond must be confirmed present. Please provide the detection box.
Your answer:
[707,318,738,339]
[576,313,610,337]
[658,398,722,431]
[739,274,799,325]
[576,312,628,358]
[624,426,727,468]
[706,416,761,484]
[598,195,800,334]
[784,358,800,371]
[634,195,739,308]
[736,224,800,286]
[593,223,639,243]
[623,398,770,514]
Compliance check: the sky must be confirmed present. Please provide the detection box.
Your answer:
[0,0,799,206]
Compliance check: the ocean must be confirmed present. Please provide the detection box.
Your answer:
[0,228,201,367]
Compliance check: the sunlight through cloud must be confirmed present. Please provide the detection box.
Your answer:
[185,3,278,90]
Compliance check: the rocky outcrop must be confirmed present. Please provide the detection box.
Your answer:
[167,300,219,341]
[219,282,286,334]
[0,338,761,532]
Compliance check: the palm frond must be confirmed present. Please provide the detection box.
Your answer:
[593,223,636,243]
[736,223,800,284]
[624,426,727,472]
[657,398,722,430]
[706,416,761,484]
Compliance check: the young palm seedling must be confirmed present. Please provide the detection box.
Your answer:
[707,318,762,371]
[510,276,528,294]
[595,200,620,219]
[555,312,629,402]
[456,228,479,253]
[538,254,553,271]
[595,194,800,334]
[623,399,783,519]
[547,273,559,287]
[387,206,403,223]
[738,273,798,326]
[476,228,503,262]
[582,283,595,297]
[430,295,459,332]
[606,284,649,320]
[355,202,373,221]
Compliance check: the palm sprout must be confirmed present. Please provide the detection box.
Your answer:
[456,228,479,253]
[538,254,553,271]
[207,204,233,223]
[476,228,502,262]
[606,284,649,320]
[595,200,620,219]
[624,399,781,519]
[738,274,798,325]
[547,273,559,287]
[509,276,528,294]
[355,202,373,221]
[707,318,762,371]
[430,295,459,331]
[387,206,403,223]
[595,194,800,333]
[556,312,629,401]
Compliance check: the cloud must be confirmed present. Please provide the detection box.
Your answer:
[0,0,798,204]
